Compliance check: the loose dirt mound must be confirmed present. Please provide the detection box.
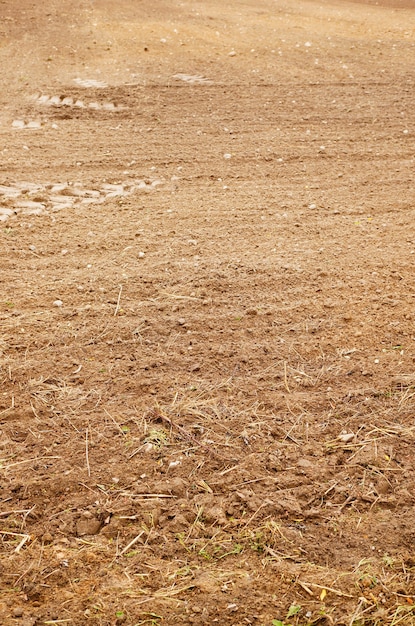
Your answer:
[1,0,415,624]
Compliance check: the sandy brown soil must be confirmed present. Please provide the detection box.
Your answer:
[1,0,415,624]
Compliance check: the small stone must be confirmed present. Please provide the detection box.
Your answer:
[53,300,63,307]
[228,50,236,56]
[13,608,24,617]
[177,318,186,326]
[138,251,145,258]
[338,432,355,443]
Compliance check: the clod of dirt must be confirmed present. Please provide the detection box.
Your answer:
[192,573,220,593]
[168,476,187,496]
[100,518,123,538]
[376,478,391,495]
[203,504,228,525]
[167,513,189,531]
[76,517,102,536]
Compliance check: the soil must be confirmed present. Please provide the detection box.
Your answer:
[1,0,415,624]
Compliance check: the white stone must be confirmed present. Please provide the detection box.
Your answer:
[338,432,355,443]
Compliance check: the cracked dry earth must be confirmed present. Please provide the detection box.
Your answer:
[1,0,415,624]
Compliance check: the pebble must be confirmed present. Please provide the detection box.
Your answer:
[53,300,63,307]
[338,432,355,443]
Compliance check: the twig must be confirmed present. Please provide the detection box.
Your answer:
[263,545,304,562]
[0,396,15,415]
[220,465,240,476]
[119,492,177,499]
[301,581,354,598]
[2,456,61,470]
[241,501,268,530]
[103,407,125,435]
[348,597,368,626]
[0,531,31,552]
[283,361,290,393]
[14,563,34,586]
[151,410,224,459]
[340,494,356,511]
[120,531,144,555]
[85,428,90,477]
[0,509,33,518]
[159,292,201,301]
[114,284,123,316]
[128,443,146,459]
[297,580,314,596]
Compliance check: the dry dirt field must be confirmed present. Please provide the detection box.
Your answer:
[1,0,415,624]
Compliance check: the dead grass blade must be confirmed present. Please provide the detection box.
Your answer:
[0,530,31,552]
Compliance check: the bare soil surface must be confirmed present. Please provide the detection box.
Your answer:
[1,0,415,624]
